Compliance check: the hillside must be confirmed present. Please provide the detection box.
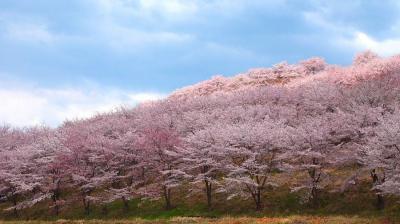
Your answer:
[0,51,400,223]
[171,51,400,98]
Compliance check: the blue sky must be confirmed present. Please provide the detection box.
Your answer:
[1,0,400,126]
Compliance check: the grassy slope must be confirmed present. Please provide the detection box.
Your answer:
[0,216,392,224]
[0,170,399,223]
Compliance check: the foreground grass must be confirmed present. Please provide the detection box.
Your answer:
[1,178,399,223]
[0,216,393,224]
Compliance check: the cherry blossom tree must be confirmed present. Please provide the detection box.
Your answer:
[353,51,379,66]
[358,108,400,209]
[375,110,400,197]
[0,127,47,216]
[136,125,188,210]
[289,112,361,207]
[299,57,326,75]
[26,128,69,216]
[221,119,294,210]
[1,51,400,218]
[59,120,119,215]
[184,125,227,210]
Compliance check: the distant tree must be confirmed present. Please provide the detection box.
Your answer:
[353,51,379,66]
[31,129,69,216]
[220,119,294,210]
[184,123,227,210]
[132,102,189,211]
[0,127,46,216]
[59,121,118,215]
[300,57,326,75]
[359,109,400,209]
[289,113,360,207]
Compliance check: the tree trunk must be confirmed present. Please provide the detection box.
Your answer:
[102,205,108,215]
[308,163,321,208]
[52,188,60,216]
[52,196,59,216]
[54,204,60,216]
[12,196,18,217]
[370,169,385,210]
[122,196,130,212]
[310,186,319,208]
[376,194,385,210]
[249,189,262,211]
[82,197,90,215]
[246,184,262,211]
[85,201,90,215]
[205,180,212,210]
[163,186,172,210]
[255,189,262,211]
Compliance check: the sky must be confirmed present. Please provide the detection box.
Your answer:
[1,0,400,127]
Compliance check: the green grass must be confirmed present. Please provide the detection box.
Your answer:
[0,215,393,224]
[1,185,398,222]
[0,171,399,223]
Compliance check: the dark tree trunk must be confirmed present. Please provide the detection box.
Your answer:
[249,188,262,211]
[85,201,90,215]
[376,194,385,210]
[202,165,213,210]
[163,186,172,210]
[54,203,60,216]
[122,196,130,212]
[82,197,91,215]
[310,186,319,208]
[255,189,262,211]
[52,195,59,216]
[51,186,61,216]
[12,195,18,217]
[370,169,385,210]
[102,205,108,215]
[205,180,212,210]
[308,159,321,208]
[246,184,262,211]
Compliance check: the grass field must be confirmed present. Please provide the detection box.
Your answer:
[0,216,395,224]
[1,178,399,223]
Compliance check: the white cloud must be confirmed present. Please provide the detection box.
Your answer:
[201,42,268,63]
[89,0,288,51]
[138,0,198,19]
[350,31,400,56]
[302,9,400,57]
[95,0,198,22]
[303,11,339,32]
[93,0,286,20]
[5,22,56,44]
[0,83,166,127]
[0,12,60,45]
[85,0,196,51]
[0,0,287,50]
[128,92,166,102]
[102,24,193,50]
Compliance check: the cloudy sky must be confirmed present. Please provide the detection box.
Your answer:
[1,0,400,127]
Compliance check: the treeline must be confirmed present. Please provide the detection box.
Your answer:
[0,51,400,217]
